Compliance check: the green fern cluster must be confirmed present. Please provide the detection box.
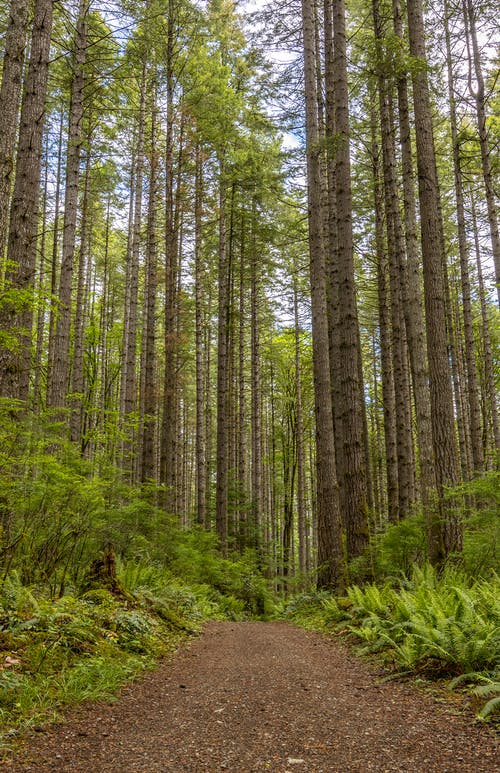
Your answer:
[285,565,500,719]
[449,673,500,719]
[0,576,212,745]
[344,566,499,673]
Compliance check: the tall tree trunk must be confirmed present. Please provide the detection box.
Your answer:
[215,167,230,552]
[161,10,178,511]
[250,197,262,555]
[331,0,369,557]
[323,0,346,535]
[48,0,87,409]
[120,65,146,437]
[392,0,436,525]
[293,274,307,578]
[406,0,461,560]
[370,102,399,523]
[140,75,159,483]
[443,0,483,473]
[301,0,345,590]
[372,1,415,518]
[70,145,91,444]
[194,143,207,522]
[470,194,500,462]
[0,0,29,267]
[46,109,64,399]
[0,0,54,402]
[237,213,247,546]
[33,131,50,410]
[463,0,500,306]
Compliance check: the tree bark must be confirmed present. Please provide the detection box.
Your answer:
[0,0,54,402]
[406,0,461,560]
[140,74,159,483]
[48,0,87,409]
[463,0,500,306]
[369,101,399,523]
[194,143,207,522]
[70,145,91,445]
[470,194,500,462]
[293,274,307,577]
[250,197,262,555]
[215,167,230,552]
[443,0,483,474]
[301,0,345,590]
[0,0,30,267]
[392,0,436,522]
[372,0,415,518]
[331,0,369,558]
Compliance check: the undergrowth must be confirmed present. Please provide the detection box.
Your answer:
[0,551,275,753]
[0,410,277,751]
[284,565,500,723]
[0,573,199,752]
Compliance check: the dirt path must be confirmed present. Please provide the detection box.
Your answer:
[3,621,499,772]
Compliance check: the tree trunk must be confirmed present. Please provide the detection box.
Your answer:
[372,1,415,518]
[406,0,461,560]
[140,74,159,483]
[392,0,436,525]
[331,0,369,558]
[443,0,483,474]
[161,12,178,511]
[70,144,91,444]
[215,167,230,552]
[0,0,29,267]
[0,0,54,402]
[48,0,87,409]
[237,212,247,546]
[250,197,262,555]
[463,0,500,306]
[33,131,50,410]
[121,64,146,443]
[470,194,500,462]
[369,102,399,523]
[194,143,207,522]
[293,275,307,578]
[301,0,345,590]
[46,110,64,400]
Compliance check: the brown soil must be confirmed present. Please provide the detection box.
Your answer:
[2,621,499,772]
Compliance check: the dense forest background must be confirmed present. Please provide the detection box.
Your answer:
[0,0,499,735]
[0,0,499,594]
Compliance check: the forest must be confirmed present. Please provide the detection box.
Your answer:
[0,0,499,743]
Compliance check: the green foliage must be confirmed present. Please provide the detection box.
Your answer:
[283,590,340,630]
[284,565,499,720]
[458,472,500,576]
[347,472,500,583]
[0,575,209,746]
[448,673,500,720]
[0,412,275,624]
[0,413,278,746]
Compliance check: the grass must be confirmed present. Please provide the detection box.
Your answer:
[0,569,235,754]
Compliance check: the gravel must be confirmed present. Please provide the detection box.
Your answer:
[3,621,499,772]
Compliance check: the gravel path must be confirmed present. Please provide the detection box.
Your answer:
[3,621,499,772]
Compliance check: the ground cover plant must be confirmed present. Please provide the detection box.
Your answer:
[285,563,500,722]
[0,569,210,750]
[0,412,275,752]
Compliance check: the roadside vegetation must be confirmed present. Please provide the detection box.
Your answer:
[0,408,498,748]
[284,472,500,724]
[0,410,274,751]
